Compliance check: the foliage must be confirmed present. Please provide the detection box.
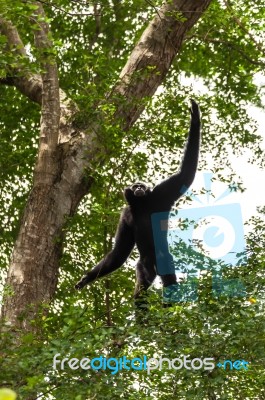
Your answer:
[0,0,265,398]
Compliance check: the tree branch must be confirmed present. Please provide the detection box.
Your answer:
[107,0,212,130]
[87,2,102,52]
[0,17,43,104]
[0,17,27,57]
[32,1,60,155]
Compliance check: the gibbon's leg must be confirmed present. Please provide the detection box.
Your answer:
[134,260,156,308]
[160,274,178,308]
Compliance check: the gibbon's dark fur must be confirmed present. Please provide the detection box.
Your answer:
[75,100,201,305]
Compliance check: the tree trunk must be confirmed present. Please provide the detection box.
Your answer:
[2,175,93,329]
[1,0,212,330]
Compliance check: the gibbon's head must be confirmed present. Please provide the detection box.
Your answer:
[124,181,151,204]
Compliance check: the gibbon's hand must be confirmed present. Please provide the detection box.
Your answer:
[190,99,200,121]
[75,275,90,290]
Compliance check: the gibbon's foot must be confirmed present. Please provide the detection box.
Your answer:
[135,306,151,326]
[162,302,173,308]
[163,283,181,304]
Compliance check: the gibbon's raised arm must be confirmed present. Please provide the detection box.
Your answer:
[152,99,201,205]
[178,99,201,186]
[75,212,135,289]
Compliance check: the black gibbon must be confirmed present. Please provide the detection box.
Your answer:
[75,100,201,306]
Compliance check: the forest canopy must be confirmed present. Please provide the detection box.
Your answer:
[0,0,264,399]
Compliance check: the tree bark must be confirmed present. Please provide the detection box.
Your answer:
[1,0,212,330]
